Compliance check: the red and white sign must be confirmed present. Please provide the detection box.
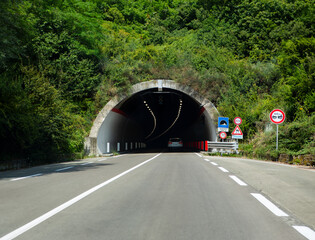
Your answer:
[270,109,285,124]
[234,117,242,125]
[219,132,227,139]
[232,126,243,139]
[232,126,243,135]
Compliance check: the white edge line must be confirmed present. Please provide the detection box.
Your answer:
[210,162,218,166]
[97,158,107,162]
[10,173,43,182]
[293,226,315,240]
[80,162,92,166]
[1,153,161,240]
[229,175,248,186]
[55,166,74,172]
[251,193,288,217]
[218,167,229,173]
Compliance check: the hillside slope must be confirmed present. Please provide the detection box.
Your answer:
[0,0,314,164]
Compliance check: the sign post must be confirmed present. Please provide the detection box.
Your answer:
[232,116,243,140]
[269,109,285,150]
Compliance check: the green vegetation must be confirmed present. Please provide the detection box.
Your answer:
[0,0,314,165]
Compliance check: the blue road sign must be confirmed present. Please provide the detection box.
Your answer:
[218,117,229,128]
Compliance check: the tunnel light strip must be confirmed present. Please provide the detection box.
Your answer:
[144,101,157,139]
[149,99,182,141]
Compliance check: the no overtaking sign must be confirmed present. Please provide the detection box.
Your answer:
[270,109,285,124]
[269,109,285,151]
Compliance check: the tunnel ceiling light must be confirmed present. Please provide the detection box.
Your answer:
[144,101,157,140]
[148,98,183,141]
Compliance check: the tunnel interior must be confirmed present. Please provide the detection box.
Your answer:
[97,87,216,154]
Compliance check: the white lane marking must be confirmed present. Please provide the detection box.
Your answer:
[195,153,202,157]
[80,162,92,166]
[251,193,288,217]
[97,158,107,162]
[229,175,248,186]
[218,167,229,173]
[204,159,210,162]
[1,153,161,240]
[210,162,218,166]
[10,173,43,182]
[55,166,74,172]
[293,226,315,240]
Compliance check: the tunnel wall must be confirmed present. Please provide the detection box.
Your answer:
[97,109,145,153]
[85,80,219,156]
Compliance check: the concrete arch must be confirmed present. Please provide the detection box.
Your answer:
[85,79,219,155]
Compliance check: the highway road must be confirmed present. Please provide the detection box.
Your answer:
[0,152,314,240]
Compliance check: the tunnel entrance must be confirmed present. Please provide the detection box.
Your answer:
[85,80,219,155]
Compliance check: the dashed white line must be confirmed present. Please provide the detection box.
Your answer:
[210,162,218,166]
[293,226,315,240]
[204,159,210,162]
[218,167,229,173]
[0,153,161,240]
[195,153,202,157]
[229,175,248,186]
[10,173,43,182]
[251,193,288,217]
[55,166,74,172]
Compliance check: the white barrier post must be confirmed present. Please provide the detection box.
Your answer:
[107,142,110,153]
[117,142,120,152]
[125,142,128,151]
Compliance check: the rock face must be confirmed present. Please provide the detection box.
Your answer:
[279,153,315,166]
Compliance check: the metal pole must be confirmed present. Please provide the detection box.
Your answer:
[276,124,279,151]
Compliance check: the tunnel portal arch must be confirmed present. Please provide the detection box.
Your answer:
[85,80,219,155]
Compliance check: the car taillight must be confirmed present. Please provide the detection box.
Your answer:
[179,141,183,144]
[168,141,172,145]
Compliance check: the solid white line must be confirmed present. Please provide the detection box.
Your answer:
[55,166,74,172]
[210,162,218,166]
[251,193,288,217]
[218,167,229,173]
[229,175,248,186]
[0,153,161,240]
[10,173,43,182]
[195,153,202,157]
[293,226,315,240]
[204,159,210,162]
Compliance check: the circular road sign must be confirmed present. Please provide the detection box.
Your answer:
[234,117,242,125]
[270,109,285,124]
[219,132,227,139]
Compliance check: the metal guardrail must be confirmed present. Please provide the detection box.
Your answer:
[207,141,238,152]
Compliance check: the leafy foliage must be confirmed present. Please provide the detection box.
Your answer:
[0,0,314,164]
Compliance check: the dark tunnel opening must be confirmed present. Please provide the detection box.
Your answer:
[96,87,216,154]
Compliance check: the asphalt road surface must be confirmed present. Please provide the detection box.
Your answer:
[0,152,314,240]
